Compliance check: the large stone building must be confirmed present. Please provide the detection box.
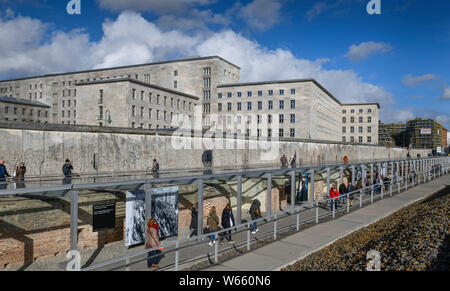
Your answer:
[341,103,380,145]
[0,55,380,144]
[76,78,199,129]
[0,96,50,124]
[0,56,240,127]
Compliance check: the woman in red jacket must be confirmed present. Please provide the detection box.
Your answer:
[146,218,163,269]
[329,184,340,211]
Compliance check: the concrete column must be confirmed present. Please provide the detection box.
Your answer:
[352,166,355,185]
[370,164,374,196]
[310,169,315,202]
[267,173,272,219]
[340,166,344,185]
[145,182,152,226]
[70,190,78,252]
[236,175,243,225]
[197,180,204,236]
[290,172,296,214]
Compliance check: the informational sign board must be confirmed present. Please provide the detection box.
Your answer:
[93,202,116,232]
[421,129,432,135]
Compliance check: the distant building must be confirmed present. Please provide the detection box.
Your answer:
[0,96,50,124]
[443,128,447,149]
[379,118,445,150]
[341,103,380,145]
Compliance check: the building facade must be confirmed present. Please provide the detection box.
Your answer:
[76,78,199,129]
[214,80,342,141]
[341,103,380,145]
[0,56,240,126]
[0,96,50,123]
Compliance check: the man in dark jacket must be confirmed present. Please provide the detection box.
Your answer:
[189,203,198,238]
[62,159,73,185]
[338,181,347,204]
[221,203,235,244]
[249,199,261,233]
[0,160,10,190]
[347,180,356,207]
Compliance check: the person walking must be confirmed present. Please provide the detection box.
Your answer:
[338,180,347,204]
[189,202,198,239]
[207,206,220,246]
[347,180,356,207]
[249,199,262,234]
[62,159,73,185]
[0,160,10,190]
[329,184,339,211]
[151,159,160,178]
[289,153,297,168]
[145,218,163,269]
[221,203,235,244]
[280,154,288,168]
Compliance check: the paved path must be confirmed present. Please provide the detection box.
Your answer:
[204,174,450,271]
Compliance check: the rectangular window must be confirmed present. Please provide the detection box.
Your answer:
[227,103,232,111]
[279,89,284,95]
[359,116,363,123]
[290,100,295,109]
[359,109,363,113]
[237,102,242,111]
[279,114,284,124]
[218,93,222,99]
[367,136,372,143]
[359,126,363,133]
[258,101,262,110]
[351,117,355,123]
[290,128,295,137]
[368,109,372,113]
[290,89,295,94]
[268,90,273,96]
[149,109,152,118]
[237,92,242,97]
[268,114,272,124]
[290,114,295,123]
[228,92,232,98]
[368,126,372,133]
[350,126,354,133]
[99,90,103,104]
[342,137,346,143]
[247,102,252,110]
[268,101,273,110]
[132,89,136,99]
[174,70,178,76]
[247,91,252,97]
[342,109,347,114]
[258,91,262,96]
[279,100,284,109]
[368,117,372,123]
[141,107,144,118]
[174,81,177,88]
[132,105,135,116]
[218,103,222,112]
[343,117,346,123]
[279,129,284,138]
[359,136,363,143]
[342,127,346,133]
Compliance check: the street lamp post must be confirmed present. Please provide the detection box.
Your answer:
[104,109,112,126]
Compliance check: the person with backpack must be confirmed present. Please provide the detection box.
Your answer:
[347,180,356,207]
[249,199,262,234]
[221,203,235,244]
[62,159,73,184]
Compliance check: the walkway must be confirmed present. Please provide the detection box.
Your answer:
[204,174,450,271]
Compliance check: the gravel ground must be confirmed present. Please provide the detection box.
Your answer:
[282,187,449,271]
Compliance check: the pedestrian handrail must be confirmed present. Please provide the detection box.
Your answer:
[81,156,449,271]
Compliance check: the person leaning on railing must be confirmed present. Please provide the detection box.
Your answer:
[329,184,339,211]
[347,180,356,207]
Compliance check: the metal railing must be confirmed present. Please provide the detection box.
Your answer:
[80,156,450,271]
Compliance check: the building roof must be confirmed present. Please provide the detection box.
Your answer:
[76,78,199,100]
[342,103,381,109]
[0,96,50,108]
[0,56,240,83]
[217,79,343,105]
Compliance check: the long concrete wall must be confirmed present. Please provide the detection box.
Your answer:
[0,122,430,177]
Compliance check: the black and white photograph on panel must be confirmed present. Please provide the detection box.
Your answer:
[125,186,179,246]
[151,186,179,239]
[125,189,146,247]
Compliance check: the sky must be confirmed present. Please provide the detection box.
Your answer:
[0,0,449,128]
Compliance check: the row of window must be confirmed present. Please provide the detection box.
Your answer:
[212,128,296,138]
[3,106,48,118]
[4,117,48,123]
[61,110,77,118]
[218,89,296,99]
[218,100,296,112]
[343,116,372,123]
[0,87,12,93]
[343,108,372,114]
[61,99,76,108]
[216,114,295,124]
[131,123,172,129]
[130,89,193,110]
[130,106,184,122]
[343,136,372,143]
[343,126,372,133]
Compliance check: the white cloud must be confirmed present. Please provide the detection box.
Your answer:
[96,0,214,14]
[441,86,450,100]
[236,0,283,31]
[402,73,437,87]
[345,41,392,62]
[306,2,329,22]
[0,11,395,121]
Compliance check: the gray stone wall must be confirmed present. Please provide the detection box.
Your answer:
[0,123,430,177]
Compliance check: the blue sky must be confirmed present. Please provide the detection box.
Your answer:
[0,0,449,128]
